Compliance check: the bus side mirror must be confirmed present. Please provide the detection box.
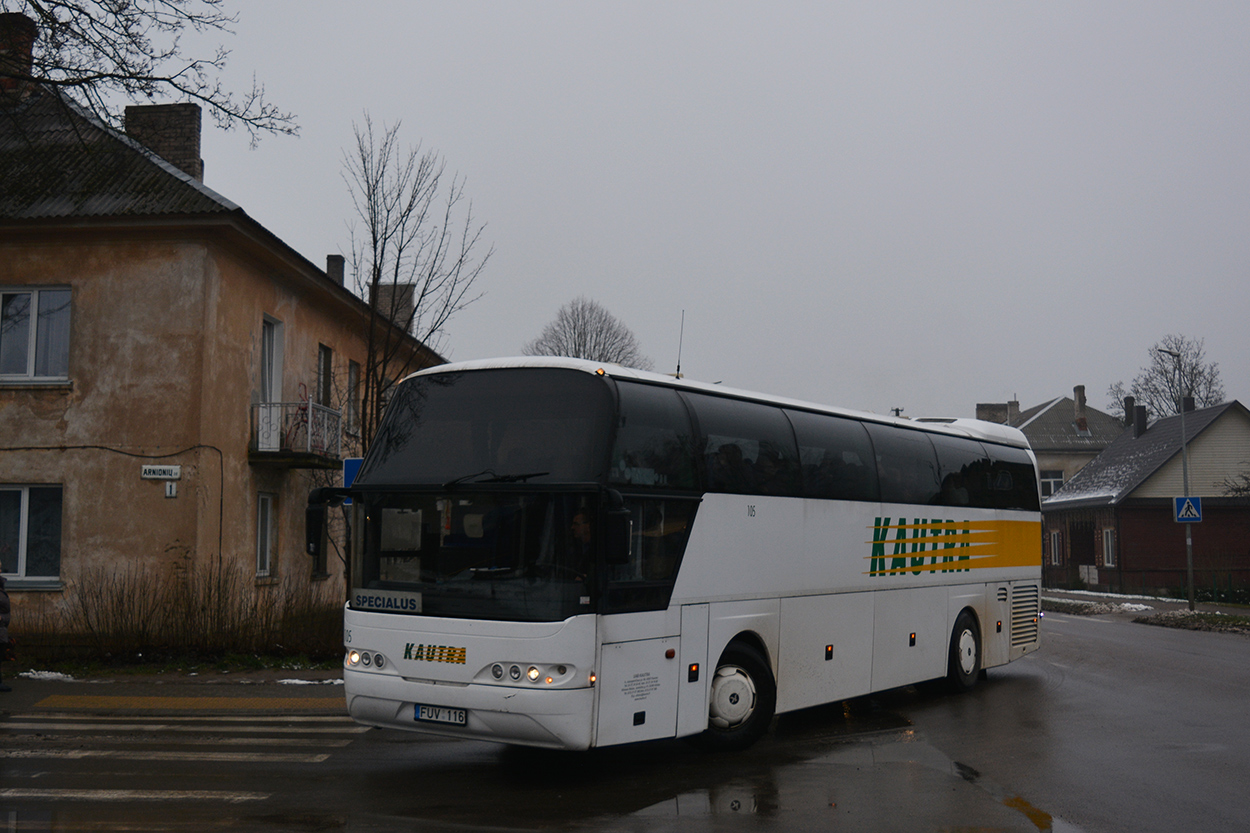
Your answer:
[306,503,327,558]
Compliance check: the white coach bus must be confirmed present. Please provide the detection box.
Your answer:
[308,358,1041,751]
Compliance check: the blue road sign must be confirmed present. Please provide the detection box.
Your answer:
[1174,496,1202,523]
[343,457,363,504]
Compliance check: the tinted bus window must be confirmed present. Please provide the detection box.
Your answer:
[358,369,614,487]
[785,409,879,502]
[685,393,800,496]
[928,433,992,508]
[610,382,698,490]
[985,443,1041,511]
[865,423,941,505]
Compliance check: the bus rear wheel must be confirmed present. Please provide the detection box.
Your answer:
[691,642,776,751]
[947,611,981,692]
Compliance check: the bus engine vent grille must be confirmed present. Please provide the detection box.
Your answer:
[1010,585,1040,646]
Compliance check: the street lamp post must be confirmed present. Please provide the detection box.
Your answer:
[1159,348,1195,611]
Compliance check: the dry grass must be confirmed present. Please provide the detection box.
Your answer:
[19,562,342,665]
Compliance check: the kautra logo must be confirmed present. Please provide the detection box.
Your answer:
[867,517,1043,576]
[868,517,973,576]
[404,644,467,664]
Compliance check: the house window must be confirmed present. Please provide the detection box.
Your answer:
[317,344,333,407]
[260,317,283,403]
[256,492,277,577]
[0,486,63,581]
[1040,470,1065,498]
[1049,530,1063,567]
[0,288,71,380]
[1102,527,1116,568]
[346,360,361,434]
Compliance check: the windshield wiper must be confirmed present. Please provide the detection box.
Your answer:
[443,469,497,489]
[484,471,550,483]
[442,470,550,489]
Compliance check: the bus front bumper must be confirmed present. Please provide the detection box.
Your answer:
[345,669,597,750]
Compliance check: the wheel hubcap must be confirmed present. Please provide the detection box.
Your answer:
[709,665,756,729]
[957,629,978,675]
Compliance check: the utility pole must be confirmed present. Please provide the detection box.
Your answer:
[1159,348,1195,611]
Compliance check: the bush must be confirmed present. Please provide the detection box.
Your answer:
[20,561,343,666]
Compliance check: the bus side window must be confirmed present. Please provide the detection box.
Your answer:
[610,382,698,490]
[785,409,879,502]
[864,423,941,506]
[984,444,1041,511]
[928,433,992,508]
[684,393,801,496]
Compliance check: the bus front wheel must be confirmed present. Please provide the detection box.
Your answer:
[947,611,981,692]
[692,642,776,751]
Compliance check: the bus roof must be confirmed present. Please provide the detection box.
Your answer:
[404,357,1032,451]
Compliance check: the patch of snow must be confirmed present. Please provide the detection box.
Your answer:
[19,670,76,681]
[278,678,344,686]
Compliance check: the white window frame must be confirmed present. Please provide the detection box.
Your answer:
[260,316,284,404]
[1050,530,1063,567]
[0,287,71,381]
[1102,527,1116,569]
[256,492,277,578]
[1039,470,1064,498]
[0,485,63,581]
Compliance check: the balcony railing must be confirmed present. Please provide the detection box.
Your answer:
[250,401,342,468]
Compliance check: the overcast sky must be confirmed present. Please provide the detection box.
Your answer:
[195,2,1249,419]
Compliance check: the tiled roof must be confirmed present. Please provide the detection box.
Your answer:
[1013,396,1126,453]
[0,87,239,220]
[1043,401,1245,509]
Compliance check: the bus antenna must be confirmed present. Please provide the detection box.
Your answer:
[673,310,685,379]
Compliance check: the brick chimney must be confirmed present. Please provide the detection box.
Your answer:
[371,283,415,332]
[1123,396,1135,427]
[124,103,204,181]
[326,255,345,286]
[1132,405,1148,438]
[1073,385,1088,432]
[0,12,37,102]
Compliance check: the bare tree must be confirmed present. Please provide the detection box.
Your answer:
[1223,468,1250,498]
[524,297,654,370]
[343,113,492,446]
[0,2,294,143]
[1107,334,1225,419]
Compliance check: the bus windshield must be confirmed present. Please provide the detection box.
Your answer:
[355,368,615,488]
[355,490,599,622]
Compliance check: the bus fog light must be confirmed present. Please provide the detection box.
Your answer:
[374,653,386,669]
[509,665,522,681]
[362,652,372,667]
[527,666,541,682]
[492,664,504,680]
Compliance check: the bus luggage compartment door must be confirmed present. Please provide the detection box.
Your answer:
[595,637,680,747]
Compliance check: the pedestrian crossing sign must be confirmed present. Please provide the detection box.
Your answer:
[1174,497,1202,523]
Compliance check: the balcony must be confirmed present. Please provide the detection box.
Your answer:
[249,401,343,469]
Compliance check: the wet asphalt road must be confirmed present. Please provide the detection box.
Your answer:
[2,606,1248,832]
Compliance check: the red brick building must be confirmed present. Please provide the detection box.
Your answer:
[1042,400,1250,597]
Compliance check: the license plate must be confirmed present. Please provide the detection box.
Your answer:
[415,704,467,726]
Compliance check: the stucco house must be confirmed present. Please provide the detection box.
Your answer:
[976,385,1126,499]
[0,16,438,636]
[1041,400,1250,596]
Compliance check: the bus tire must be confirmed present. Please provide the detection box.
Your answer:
[691,641,776,752]
[947,611,981,692]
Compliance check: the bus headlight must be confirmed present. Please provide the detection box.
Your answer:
[347,650,361,666]
[526,666,541,682]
